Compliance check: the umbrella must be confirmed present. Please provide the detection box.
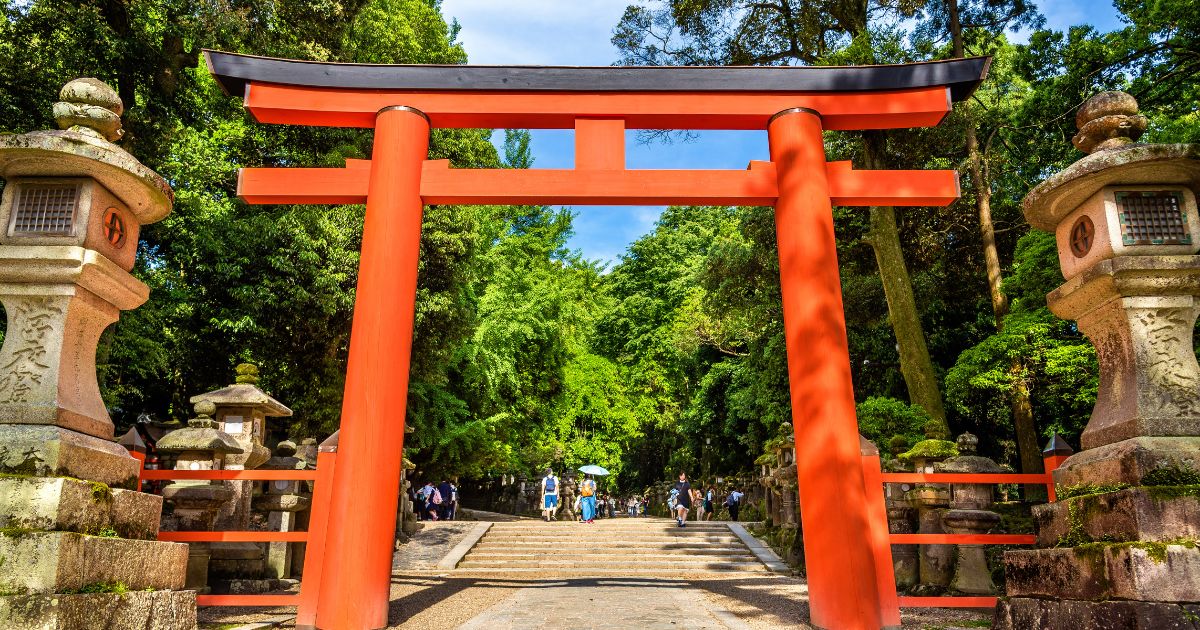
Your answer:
[578,464,610,476]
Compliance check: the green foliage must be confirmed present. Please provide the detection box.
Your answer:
[856,397,931,447]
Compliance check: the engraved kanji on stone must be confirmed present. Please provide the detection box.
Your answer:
[0,300,61,403]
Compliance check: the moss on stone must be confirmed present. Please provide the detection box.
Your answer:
[1072,539,1199,564]
[87,480,112,503]
[897,439,958,462]
[63,581,129,595]
[1058,482,1130,500]
[1145,484,1200,501]
[0,527,40,539]
[1143,463,1200,487]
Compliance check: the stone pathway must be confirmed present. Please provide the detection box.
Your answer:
[455,578,752,629]
[199,518,993,629]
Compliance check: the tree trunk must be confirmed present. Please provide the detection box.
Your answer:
[947,0,1042,480]
[862,131,948,428]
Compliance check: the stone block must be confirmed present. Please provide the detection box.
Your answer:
[0,590,196,630]
[1005,543,1200,602]
[0,477,161,540]
[995,597,1200,630]
[0,532,186,594]
[1034,486,1200,546]
[0,425,140,488]
[1053,436,1200,488]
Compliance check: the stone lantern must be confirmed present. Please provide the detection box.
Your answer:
[156,401,243,592]
[937,432,1001,595]
[253,440,310,580]
[0,79,194,629]
[996,92,1200,628]
[0,78,170,486]
[900,422,958,594]
[190,363,293,530]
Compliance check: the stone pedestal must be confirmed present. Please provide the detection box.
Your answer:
[253,440,310,579]
[939,433,1002,595]
[996,92,1200,628]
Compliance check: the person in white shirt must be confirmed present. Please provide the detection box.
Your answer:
[540,468,560,522]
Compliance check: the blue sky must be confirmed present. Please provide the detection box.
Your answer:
[439,0,1126,267]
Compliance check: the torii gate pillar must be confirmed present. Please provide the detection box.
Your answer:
[769,108,895,629]
[315,106,430,630]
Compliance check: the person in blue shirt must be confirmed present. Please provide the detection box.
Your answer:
[540,468,559,522]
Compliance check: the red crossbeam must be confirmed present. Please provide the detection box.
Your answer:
[158,531,308,542]
[889,533,1036,545]
[197,594,300,607]
[243,84,952,130]
[140,469,318,481]
[238,160,958,207]
[899,596,998,608]
[879,473,1049,484]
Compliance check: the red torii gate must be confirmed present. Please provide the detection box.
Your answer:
[204,50,989,630]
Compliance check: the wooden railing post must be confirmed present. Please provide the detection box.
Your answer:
[860,438,902,628]
[1042,434,1074,503]
[296,431,338,629]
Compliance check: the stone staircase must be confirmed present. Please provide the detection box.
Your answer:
[454,519,777,576]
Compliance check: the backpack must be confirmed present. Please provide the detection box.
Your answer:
[581,480,595,497]
[668,488,679,510]
[432,488,443,505]
[544,476,557,493]
[726,493,740,507]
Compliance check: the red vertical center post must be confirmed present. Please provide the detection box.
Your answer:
[768,108,888,630]
[314,106,430,630]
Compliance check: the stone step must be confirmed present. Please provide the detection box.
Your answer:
[446,564,763,573]
[469,544,753,555]
[0,476,162,540]
[456,559,770,571]
[464,553,760,563]
[0,531,188,594]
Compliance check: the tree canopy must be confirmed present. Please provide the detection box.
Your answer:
[1,0,1197,490]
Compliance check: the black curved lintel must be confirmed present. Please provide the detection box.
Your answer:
[204,50,990,103]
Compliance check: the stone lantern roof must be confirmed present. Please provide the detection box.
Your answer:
[188,364,293,417]
[0,78,172,222]
[156,402,244,455]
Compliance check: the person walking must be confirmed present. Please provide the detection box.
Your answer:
[437,479,454,521]
[673,472,692,527]
[726,487,744,522]
[540,468,560,522]
[579,474,598,523]
[692,488,705,521]
[704,486,716,521]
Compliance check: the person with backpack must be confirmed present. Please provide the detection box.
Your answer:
[420,481,440,521]
[726,487,745,522]
[704,486,716,521]
[673,472,692,527]
[540,468,560,522]
[579,474,598,523]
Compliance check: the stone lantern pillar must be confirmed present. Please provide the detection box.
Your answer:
[156,401,244,592]
[937,433,1001,595]
[253,440,310,580]
[996,92,1200,628]
[0,79,195,629]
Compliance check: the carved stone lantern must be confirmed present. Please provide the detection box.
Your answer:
[190,363,292,530]
[937,432,1001,595]
[996,91,1200,629]
[156,401,243,592]
[900,422,958,594]
[0,78,171,487]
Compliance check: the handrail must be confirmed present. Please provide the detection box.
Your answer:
[125,451,338,612]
